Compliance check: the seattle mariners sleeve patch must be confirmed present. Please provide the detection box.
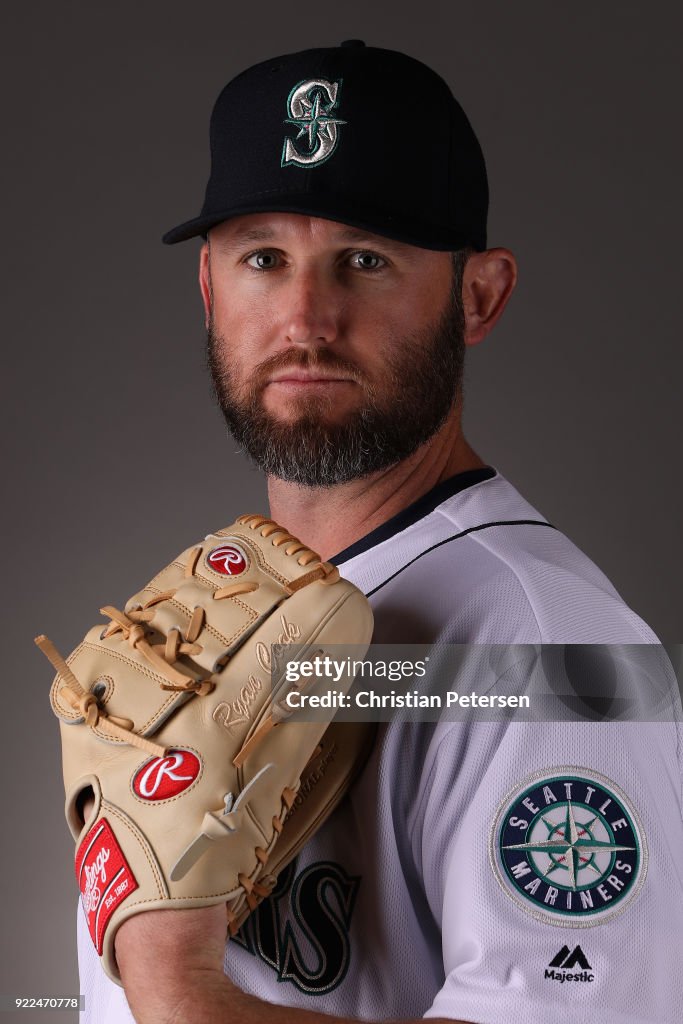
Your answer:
[488,767,647,926]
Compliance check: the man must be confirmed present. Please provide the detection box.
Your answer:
[79,42,682,1023]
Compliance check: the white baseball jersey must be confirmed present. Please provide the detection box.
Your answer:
[78,469,683,1023]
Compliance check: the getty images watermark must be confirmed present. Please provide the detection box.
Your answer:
[269,644,682,723]
[283,653,529,711]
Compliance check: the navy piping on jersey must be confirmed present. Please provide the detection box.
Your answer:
[330,467,496,565]
[329,468,557,598]
[361,519,557,598]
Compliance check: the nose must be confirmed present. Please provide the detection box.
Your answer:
[280,267,340,347]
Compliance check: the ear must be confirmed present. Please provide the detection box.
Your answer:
[462,248,517,346]
[198,243,212,328]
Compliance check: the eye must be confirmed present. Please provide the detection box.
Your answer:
[349,251,386,271]
[244,250,280,270]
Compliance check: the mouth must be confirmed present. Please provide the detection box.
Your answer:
[267,372,356,386]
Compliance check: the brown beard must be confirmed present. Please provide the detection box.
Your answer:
[206,287,465,487]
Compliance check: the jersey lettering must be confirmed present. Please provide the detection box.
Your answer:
[236,860,361,995]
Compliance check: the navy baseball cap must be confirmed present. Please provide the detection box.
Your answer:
[162,40,488,251]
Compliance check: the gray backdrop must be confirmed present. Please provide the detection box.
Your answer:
[4,1,681,1017]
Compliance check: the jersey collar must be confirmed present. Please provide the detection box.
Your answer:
[329,467,496,565]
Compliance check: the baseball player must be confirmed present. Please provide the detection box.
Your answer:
[76,42,682,1023]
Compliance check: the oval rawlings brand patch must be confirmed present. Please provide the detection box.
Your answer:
[205,542,249,577]
[132,750,202,801]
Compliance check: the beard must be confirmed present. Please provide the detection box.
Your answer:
[206,288,465,488]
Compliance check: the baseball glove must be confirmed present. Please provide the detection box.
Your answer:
[36,515,375,984]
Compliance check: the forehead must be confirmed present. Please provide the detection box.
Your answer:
[208,212,432,257]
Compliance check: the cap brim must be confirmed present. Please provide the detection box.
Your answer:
[162,214,226,245]
[162,197,484,251]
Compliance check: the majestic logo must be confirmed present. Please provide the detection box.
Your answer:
[132,750,201,801]
[545,945,594,983]
[489,767,647,926]
[206,542,249,577]
[549,944,591,970]
[282,78,346,168]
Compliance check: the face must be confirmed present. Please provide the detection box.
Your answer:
[202,213,465,486]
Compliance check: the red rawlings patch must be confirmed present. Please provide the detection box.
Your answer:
[206,542,249,576]
[76,818,138,954]
[132,749,201,801]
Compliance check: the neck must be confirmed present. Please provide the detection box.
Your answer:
[266,413,485,562]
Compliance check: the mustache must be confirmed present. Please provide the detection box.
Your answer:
[206,321,366,392]
[251,349,364,387]
[235,350,366,393]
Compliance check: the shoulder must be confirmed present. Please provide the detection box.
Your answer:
[415,714,683,1024]
[340,472,658,644]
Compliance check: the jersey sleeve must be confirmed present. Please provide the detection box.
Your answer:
[416,698,683,1022]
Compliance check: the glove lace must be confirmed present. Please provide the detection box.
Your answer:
[237,515,340,590]
[35,521,337,759]
[34,559,260,756]
[35,634,168,758]
[100,573,258,695]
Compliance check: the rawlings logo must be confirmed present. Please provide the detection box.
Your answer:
[82,846,110,913]
[206,542,249,577]
[76,819,138,954]
[133,750,201,801]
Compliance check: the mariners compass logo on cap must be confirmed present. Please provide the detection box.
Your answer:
[282,79,346,168]
[489,767,647,926]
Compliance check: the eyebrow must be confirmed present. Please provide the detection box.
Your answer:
[218,227,280,246]
[213,224,410,252]
[337,227,390,243]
